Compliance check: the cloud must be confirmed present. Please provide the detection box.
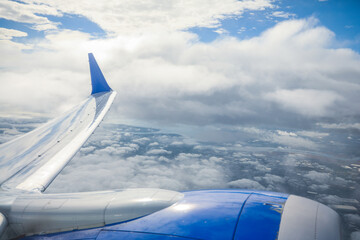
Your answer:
[272,131,318,149]
[228,178,265,190]
[308,184,329,192]
[344,214,360,227]
[214,28,229,35]
[318,194,357,205]
[266,89,342,117]
[0,9,360,130]
[277,130,297,137]
[6,0,273,35]
[0,28,28,40]
[318,123,360,130]
[146,149,172,155]
[133,137,151,144]
[272,11,296,19]
[99,145,139,155]
[0,1,60,30]
[304,170,331,183]
[297,131,329,139]
[44,125,228,193]
[240,127,319,149]
[49,150,227,192]
[262,173,284,185]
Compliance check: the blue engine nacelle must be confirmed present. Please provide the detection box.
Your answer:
[23,190,341,240]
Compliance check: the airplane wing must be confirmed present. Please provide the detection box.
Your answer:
[0,53,116,193]
[0,54,184,240]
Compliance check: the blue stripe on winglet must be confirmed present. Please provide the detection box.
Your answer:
[88,53,112,95]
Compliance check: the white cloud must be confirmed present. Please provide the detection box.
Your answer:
[262,173,284,185]
[304,170,331,183]
[237,26,247,34]
[79,146,96,154]
[48,149,227,192]
[277,130,297,137]
[266,89,342,117]
[0,1,60,30]
[272,131,318,149]
[0,28,27,40]
[15,0,273,34]
[241,127,318,149]
[214,28,229,35]
[319,194,356,205]
[297,131,329,138]
[146,149,172,155]
[228,178,265,190]
[98,145,139,155]
[45,127,228,193]
[272,11,296,19]
[318,123,360,130]
[309,184,329,192]
[133,137,151,144]
[0,10,359,129]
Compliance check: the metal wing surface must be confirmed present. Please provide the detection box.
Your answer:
[0,54,116,193]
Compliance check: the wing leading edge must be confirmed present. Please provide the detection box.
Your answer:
[0,53,116,192]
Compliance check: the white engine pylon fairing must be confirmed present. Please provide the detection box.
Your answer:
[0,54,342,240]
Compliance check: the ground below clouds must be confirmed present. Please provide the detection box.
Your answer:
[1,118,359,239]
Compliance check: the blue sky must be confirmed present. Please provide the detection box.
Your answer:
[192,0,360,51]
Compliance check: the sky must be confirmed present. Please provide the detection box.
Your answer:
[0,0,360,239]
[0,0,359,130]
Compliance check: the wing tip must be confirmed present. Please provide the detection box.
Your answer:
[88,53,112,95]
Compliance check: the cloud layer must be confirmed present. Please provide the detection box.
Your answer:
[3,0,273,34]
[1,16,359,130]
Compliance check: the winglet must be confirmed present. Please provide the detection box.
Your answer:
[88,53,112,95]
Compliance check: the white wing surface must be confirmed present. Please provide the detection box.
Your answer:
[0,53,116,192]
